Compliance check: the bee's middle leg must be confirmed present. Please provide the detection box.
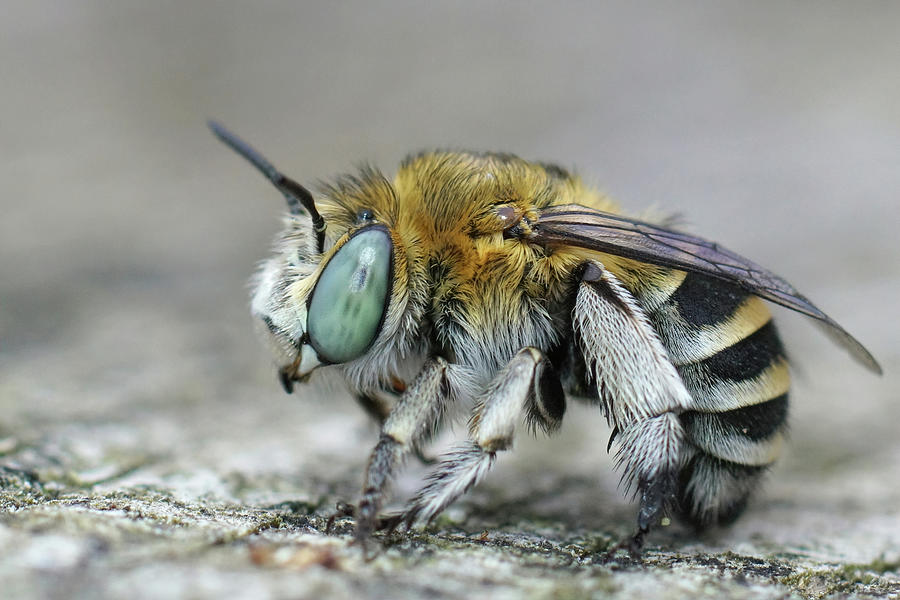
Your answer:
[399,347,565,527]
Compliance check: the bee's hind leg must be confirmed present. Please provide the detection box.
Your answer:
[399,347,566,528]
[574,262,691,557]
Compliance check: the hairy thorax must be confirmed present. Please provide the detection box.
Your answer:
[388,152,615,381]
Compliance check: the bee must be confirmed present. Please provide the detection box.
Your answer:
[210,122,881,553]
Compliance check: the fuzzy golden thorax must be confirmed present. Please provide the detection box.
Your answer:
[312,151,641,377]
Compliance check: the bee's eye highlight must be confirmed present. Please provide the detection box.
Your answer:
[307,227,392,364]
[356,209,375,224]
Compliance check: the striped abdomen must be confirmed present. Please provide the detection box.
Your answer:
[638,270,790,527]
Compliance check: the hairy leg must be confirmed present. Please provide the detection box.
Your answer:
[399,347,565,527]
[575,262,691,552]
[356,358,451,543]
[355,392,437,464]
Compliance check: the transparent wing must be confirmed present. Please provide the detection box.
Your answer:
[530,204,881,374]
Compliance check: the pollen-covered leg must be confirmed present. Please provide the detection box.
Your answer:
[400,347,565,527]
[356,358,450,543]
[574,262,693,550]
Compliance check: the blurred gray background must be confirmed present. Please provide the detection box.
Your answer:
[1,2,898,598]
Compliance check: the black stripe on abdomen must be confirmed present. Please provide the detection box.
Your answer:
[696,321,785,383]
[666,272,748,327]
[676,322,789,466]
[681,393,787,443]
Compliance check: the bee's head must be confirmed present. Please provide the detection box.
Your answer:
[209,121,424,394]
[249,204,409,394]
[251,223,396,394]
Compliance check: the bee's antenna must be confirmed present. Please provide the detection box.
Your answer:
[208,120,326,253]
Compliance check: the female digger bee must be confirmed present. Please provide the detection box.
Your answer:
[210,122,881,552]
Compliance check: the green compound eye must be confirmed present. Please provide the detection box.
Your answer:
[307,227,393,364]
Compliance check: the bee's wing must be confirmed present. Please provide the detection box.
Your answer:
[531,204,881,374]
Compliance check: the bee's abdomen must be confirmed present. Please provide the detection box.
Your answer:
[642,271,790,527]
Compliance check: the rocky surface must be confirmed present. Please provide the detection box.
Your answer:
[2,3,898,599]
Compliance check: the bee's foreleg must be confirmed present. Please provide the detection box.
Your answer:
[400,347,565,527]
[355,392,437,464]
[356,358,450,544]
[574,262,692,553]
